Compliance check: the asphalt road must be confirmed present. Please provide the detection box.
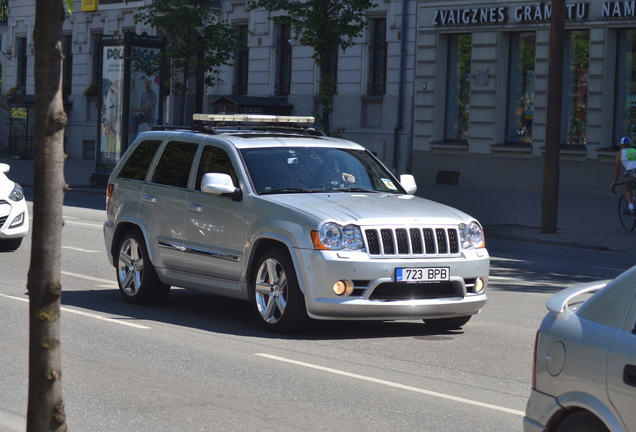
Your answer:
[1,192,634,432]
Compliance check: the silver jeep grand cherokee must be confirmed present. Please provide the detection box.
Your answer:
[103,114,489,333]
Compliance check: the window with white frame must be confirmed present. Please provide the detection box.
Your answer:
[16,37,27,90]
[275,23,291,96]
[506,32,536,144]
[444,33,471,142]
[562,30,589,145]
[62,34,73,96]
[614,29,636,143]
[233,25,249,95]
[367,17,386,96]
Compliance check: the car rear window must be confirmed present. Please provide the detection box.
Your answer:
[118,140,163,181]
[577,269,636,330]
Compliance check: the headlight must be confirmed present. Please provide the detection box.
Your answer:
[312,222,364,250]
[459,221,484,249]
[9,183,24,202]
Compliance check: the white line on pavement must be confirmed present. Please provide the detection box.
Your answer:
[256,353,524,417]
[62,246,101,253]
[61,271,116,285]
[64,220,103,228]
[0,294,149,330]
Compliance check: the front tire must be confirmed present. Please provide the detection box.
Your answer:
[251,247,309,333]
[115,229,170,304]
[424,316,471,331]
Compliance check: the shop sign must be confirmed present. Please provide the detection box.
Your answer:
[433,2,591,26]
[97,0,144,11]
[603,1,636,17]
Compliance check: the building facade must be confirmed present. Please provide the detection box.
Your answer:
[0,0,416,177]
[1,0,634,196]
[413,0,636,196]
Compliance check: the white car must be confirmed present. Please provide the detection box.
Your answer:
[524,267,636,432]
[0,163,29,251]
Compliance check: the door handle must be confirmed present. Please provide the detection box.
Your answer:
[624,364,636,387]
[187,203,203,213]
[142,195,157,204]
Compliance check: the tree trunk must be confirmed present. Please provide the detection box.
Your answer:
[27,0,68,430]
[541,0,565,234]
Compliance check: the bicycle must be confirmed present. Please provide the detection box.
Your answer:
[613,182,636,232]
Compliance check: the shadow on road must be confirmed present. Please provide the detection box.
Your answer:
[60,287,468,341]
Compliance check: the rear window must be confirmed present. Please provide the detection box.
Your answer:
[118,140,162,181]
[577,269,636,330]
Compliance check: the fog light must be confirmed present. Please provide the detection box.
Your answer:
[475,277,485,294]
[332,280,354,296]
[9,212,25,228]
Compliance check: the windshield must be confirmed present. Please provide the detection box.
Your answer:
[241,147,404,195]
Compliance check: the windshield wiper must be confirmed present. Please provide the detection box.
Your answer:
[332,187,376,192]
[260,188,313,194]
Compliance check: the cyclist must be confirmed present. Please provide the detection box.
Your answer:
[611,136,636,214]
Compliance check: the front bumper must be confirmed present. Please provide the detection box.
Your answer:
[0,199,29,239]
[295,247,489,320]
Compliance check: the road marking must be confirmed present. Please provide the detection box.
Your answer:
[65,220,103,228]
[256,353,524,417]
[0,293,149,329]
[62,246,101,253]
[0,283,149,330]
[61,271,116,286]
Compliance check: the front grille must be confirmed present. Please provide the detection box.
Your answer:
[369,281,458,300]
[364,226,460,257]
[0,215,7,228]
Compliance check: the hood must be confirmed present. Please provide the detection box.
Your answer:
[262,192,476,226]
[0,172,13,195]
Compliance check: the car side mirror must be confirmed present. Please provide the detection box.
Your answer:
[399,174,417,195]
[0,163,10,175]
[201,173,242,201]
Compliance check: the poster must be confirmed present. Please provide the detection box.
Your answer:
[129,46,161,143]
[100,45,124,165]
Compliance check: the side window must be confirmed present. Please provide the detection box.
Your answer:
[152,141,198,188]
[195,145,238,191]
[118,140,163,181]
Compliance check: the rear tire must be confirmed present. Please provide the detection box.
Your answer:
[556,411,609,432]
[251,247,309,333]
[618,195,636,232]
[115,229,170,304]
[423,316,471,331]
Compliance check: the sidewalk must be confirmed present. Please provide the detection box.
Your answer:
[3,157,634,254]
[1,157,96,190]
[419,184,635,254]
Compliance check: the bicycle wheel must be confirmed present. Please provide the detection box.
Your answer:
[618,195,636,232]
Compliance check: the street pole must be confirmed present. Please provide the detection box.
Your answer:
[541,0,566,233]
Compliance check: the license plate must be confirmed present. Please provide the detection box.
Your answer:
[395,267,450,282]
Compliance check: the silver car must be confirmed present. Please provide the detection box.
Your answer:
[524,267,636,432]
[103,114,489,332]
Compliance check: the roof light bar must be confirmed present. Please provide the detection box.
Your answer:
[193,114,315,124]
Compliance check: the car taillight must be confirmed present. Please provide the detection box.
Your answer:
[531,331,539,389]
[106,183,114,211]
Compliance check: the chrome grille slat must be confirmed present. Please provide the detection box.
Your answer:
[364,226,460,257]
